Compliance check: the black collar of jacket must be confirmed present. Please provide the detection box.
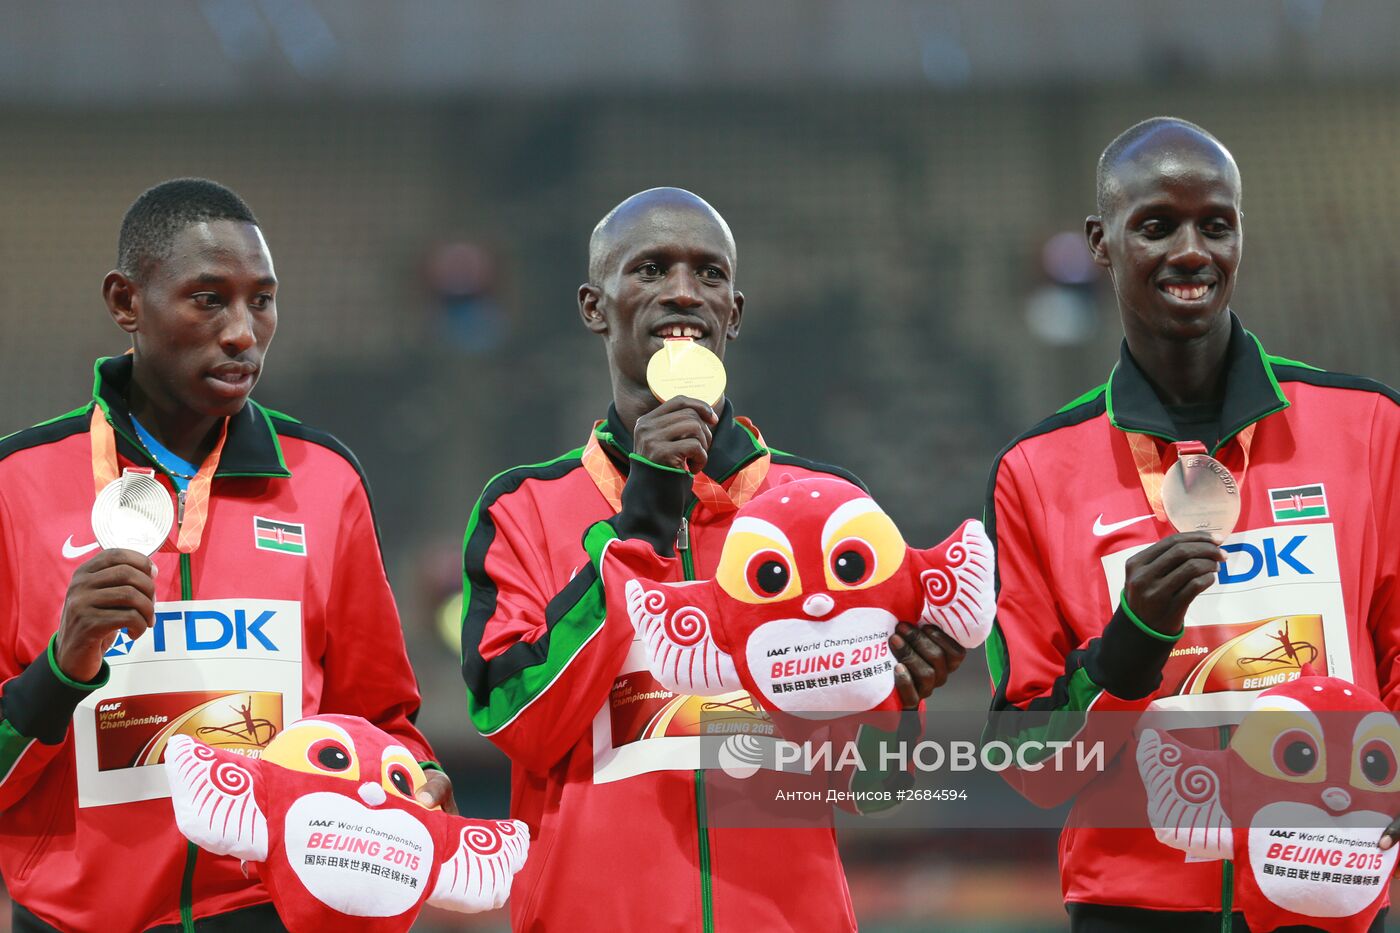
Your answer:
[597,399,765,482]
[91,356,292,479]
[1106,312,1290,449]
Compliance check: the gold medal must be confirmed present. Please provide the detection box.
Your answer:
[646,338,726,407]
[1161,448,1240,541]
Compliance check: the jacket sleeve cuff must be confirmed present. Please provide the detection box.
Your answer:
[627,452,689,475]
[582,519,620,575]
[0,634,110,745]
[1083,594,1181,701]
[419,760,444,774]
[609,457,689,556]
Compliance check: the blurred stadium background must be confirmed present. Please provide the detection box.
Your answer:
[3,1,1400,929]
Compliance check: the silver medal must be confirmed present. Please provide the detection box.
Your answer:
[91,470,174,555]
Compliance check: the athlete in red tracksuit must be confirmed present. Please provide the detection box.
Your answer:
[985,119,1400,931]
[0,181,445,932]
[462,188,966,932]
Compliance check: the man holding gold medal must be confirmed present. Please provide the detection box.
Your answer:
[461,187,967,931]
[985,118,1400,930]
[0,180,450,932]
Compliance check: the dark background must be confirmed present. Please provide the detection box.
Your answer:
[3,2,1399,929]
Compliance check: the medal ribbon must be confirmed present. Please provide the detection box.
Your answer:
[90,406,229,553]
[581,416,772,515]
[1125,422,1256,522]
[90,407,120,491]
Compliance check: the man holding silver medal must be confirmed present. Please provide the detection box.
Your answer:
[460,187,968,931]
[0,179,451,932]
[985,118,1400,931]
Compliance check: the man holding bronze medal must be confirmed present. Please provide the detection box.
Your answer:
[461,187,967,931]
[984,117,1400,930]
[0,179,450,932]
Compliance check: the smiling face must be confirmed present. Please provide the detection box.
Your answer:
[113,219,278,419]
[579,190,744,409]
[1088,129,1242,348]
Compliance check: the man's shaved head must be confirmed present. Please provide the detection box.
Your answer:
[1085,116,1244,357]
[1095,117,1240,216]
[588,187,736,285]
[577,186,744,428]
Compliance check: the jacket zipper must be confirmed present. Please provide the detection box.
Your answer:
[101,405,281,932]
[678,504,714,933]
[1219,724,1234,932]
[178,548,197,933]
[108,414,201,931]
[604,429,761,932]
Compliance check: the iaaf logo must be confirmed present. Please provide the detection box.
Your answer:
[104,608,280,658]
[1218,535,1313,585]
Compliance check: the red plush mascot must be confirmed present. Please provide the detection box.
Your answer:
[601,475,995,719]
[165,714,528,933]
[1136,673,1400,932]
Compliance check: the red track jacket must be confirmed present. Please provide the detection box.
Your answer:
[0,356,434,932]
[462,405,876,932]
[985,315,1400,913]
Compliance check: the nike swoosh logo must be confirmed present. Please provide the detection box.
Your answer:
[62,535,101,559]
[1092,513,1154,537]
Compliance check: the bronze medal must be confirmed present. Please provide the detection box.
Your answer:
[1161,452,1240,541]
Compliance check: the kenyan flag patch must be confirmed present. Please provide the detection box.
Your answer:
[254,516,307,555]
[1268,484,1329,522]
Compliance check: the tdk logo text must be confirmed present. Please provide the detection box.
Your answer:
[104,609,281,658]
[98,599,301,667]
[1218,535,1313,585]
[152,609,279,651]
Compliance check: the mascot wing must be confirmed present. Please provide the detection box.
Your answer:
[626,577,738,695]
[165,734,268,862]
[1136,727,1233,859]
[428,818,531,914]
[913,518,995,648]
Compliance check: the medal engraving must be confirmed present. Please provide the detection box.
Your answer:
[646,337,726,407]
[1162,453,1240,540]
[91,469,175,555]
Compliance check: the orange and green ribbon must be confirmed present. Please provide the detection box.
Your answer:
[89,406,228,554]
[581,417,771,516]
[1124,422,1255,523]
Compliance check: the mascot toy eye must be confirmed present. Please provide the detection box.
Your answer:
[1136,673,1400,933]
[166,714,529,933]
[601,476,995,719]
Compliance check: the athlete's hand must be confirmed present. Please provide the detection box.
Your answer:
[417,769,458,815]
[890,622,967,708]
[55,549,156,682]
[633,396,718,474]
[1122,531,1227,637]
